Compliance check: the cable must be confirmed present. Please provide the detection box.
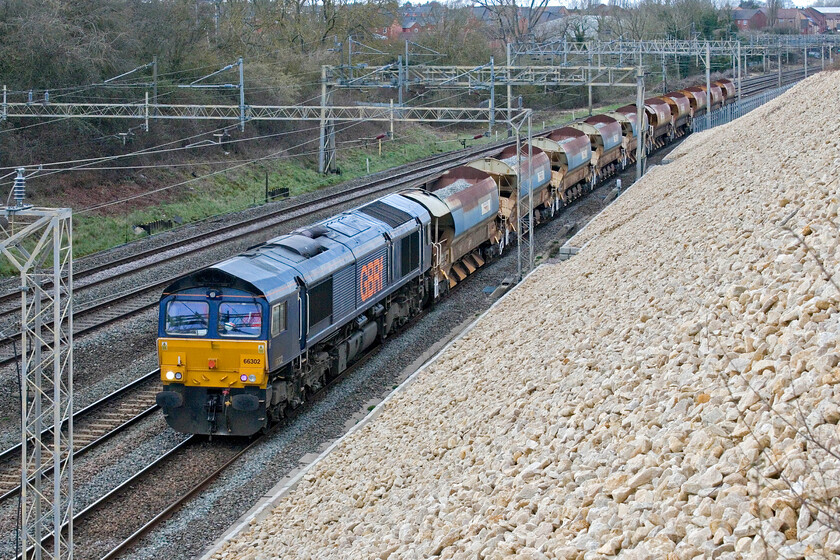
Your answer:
[0,122,327,173]
[7,124,334,176]
[79,119,368,213]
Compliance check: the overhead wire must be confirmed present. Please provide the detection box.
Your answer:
[79,119,370,213]
[2,122,333,176]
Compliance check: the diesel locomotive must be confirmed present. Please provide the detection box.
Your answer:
[156,77,736,436]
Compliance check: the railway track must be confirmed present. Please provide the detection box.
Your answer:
[15,321,394,560]
[739,68,805,97]
[0,370,159,503]
[15,434,252,560]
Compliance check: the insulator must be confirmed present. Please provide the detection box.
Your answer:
[13,168,25,205]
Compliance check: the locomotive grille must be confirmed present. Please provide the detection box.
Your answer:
[359,201,413,227]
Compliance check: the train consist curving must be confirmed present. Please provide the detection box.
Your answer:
[156,78,737,436]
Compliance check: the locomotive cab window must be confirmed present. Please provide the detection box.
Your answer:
[401,231,420,277]
[271,301,287,337]
[165,301,210,336]
[218,302,262,338]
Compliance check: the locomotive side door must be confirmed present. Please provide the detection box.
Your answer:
[267,291,300,372]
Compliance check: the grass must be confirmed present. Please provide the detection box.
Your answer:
[69,127,464,259]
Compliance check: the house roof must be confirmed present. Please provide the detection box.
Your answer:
[733,8,761,20]
[775,8,801,19]
[811,6,840,15]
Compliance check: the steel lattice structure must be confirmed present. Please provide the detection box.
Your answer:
[0,204,74,560]
[328,64,638,88]
[511,37,840,61]
[1,99,528,124]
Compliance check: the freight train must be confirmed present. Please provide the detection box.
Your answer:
[156,78,738,436]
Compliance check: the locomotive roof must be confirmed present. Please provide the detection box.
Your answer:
[162,194,430,302]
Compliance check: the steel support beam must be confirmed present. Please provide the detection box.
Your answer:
[635,67,645,182]
[705,43,712,132]
[1,204,73,560]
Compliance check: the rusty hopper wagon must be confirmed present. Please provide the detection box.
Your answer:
[607,106,644,167]
[643,98,673,149]
[700,83,724,111]
[680,87,709,122]
[662,92,692,137]
[403,167,500,294]
[468,145,552,233]
[714,79,737,105]
[572,115,624,183]
[531,127,592,208]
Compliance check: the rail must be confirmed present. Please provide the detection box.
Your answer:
[693,82,798,133]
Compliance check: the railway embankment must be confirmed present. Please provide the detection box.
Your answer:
[208,70,840,559]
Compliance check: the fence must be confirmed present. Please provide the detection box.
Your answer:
[266,186,290,201]
[692,83,797,133]
[134,218,176,235]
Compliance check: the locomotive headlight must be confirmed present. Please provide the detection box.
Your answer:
[174,372,182,380]
[248,374,256,383]
[240,374,248,382]
[165,371,175,380]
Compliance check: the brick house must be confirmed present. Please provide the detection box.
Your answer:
[733,8,767,31]
[804,7,840,33]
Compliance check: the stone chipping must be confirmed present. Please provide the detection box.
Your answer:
[210,71,840,560]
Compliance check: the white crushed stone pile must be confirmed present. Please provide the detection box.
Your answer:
[212,71,840,560]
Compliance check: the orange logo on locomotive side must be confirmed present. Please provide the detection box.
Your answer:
[360,256,385,302]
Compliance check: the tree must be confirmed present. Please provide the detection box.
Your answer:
[473,0,552,44]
